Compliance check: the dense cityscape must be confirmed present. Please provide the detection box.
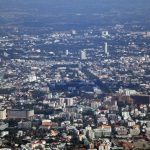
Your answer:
[0,0,150,150]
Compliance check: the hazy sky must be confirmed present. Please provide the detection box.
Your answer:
[0,0,150,13]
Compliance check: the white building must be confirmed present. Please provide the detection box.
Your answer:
[119,88,137,96]
[65,49,69,55]
[66,98,74,106]
[104,42,109,56]
[0,109,6,120]
[81,50,87,60]
[28,73,37,82]
[99,144,111,150]
[102,31,109,38]
[122,111,130,120]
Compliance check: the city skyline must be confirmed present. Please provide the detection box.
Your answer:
[0,0,150,149]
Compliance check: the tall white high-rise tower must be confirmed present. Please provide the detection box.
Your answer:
[65,49,69,56]
[104,42,109,56]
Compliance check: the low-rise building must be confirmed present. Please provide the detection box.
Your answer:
[7,109,34,120]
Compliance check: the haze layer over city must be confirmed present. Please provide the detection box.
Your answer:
[0,0,150,149]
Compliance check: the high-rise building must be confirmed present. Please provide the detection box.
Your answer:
[66,98,74,106]
[104,42,109,56]
[0,109,7,120]
[65,49,69,56]
[0,70,4,81]
[81,50,87,60]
